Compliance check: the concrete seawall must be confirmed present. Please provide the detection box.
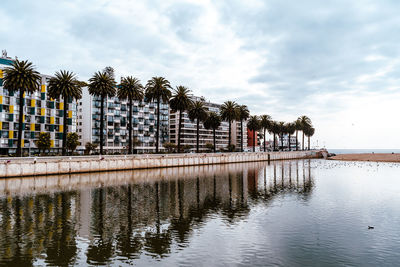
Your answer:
[0,150,323,178]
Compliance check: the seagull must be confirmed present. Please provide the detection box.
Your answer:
[368,226,374,229]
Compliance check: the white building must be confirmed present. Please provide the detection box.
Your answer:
[77,88,169,154]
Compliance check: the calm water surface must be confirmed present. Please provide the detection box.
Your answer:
[1,159,400,266]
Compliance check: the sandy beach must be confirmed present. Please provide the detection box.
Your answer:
[330,153,400,163]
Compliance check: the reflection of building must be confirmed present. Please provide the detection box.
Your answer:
[0,54,77,155]
[169,96,229,151]
[77,88,169,153]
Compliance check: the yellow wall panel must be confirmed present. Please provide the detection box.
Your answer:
[31,99,36,107]
[0,95,3,104]
[41,108,45,116]
[30,123,35,131]
[9,130,13,139]
[59,125,63,132]
[22,115,25,122]
[41,85,46,93]
[21,139,24,147]
[68,110,72,118]
[0,121,2,130]
[9,105,14,114]
[0,69,3,78]
[50,117,54,124]
[50,140,54,148]
[60,102,64,110]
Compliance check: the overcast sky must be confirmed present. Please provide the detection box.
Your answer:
[2,0,400,149]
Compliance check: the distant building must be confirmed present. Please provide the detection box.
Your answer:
[247,129,260,151]
[0,54,77,155]
[231,120,248,151]
[278,134,298,150]
[169,96,229,151]
[77,87,169,154]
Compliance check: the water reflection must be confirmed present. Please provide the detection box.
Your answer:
[0,160,313,266]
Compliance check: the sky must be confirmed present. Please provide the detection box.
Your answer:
[1,0,400,149]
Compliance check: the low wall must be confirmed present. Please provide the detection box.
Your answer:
[0,150,323,178]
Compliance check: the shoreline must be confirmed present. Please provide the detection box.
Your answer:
[329,153,400,163]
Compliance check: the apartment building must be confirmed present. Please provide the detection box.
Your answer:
[169,96,229,152]
[77,87,169,154]
[0,53,77,155]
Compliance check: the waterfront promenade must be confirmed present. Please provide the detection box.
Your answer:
[0,150,323,178]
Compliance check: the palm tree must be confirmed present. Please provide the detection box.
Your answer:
[88,71,116,155]
[304,126,315,150]
[3,59,41,157]
[203,112,221,153]
[220,101,238,149]
[298,115,312,151]
[145,77,172,153]
[285,122,296,151]
[247,115,260,152]
[260,115,272,152]
[188,100,208,153]
[269,121,280,151]
[48,70,82,156]
[237,105,250,152]
[169,86,193,153]
[277,121,286,150]
[295,119,302,151]
[117,76,144,154]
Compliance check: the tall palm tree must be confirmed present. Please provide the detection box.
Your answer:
[220,101,238,149]
[277,121,286,150]
[237,105,250,152]
[48,70,82,156]
[188,100,208,153]
[117,76,144,154]
[260,114,272,152]
[269,121,279,151]
[298,115,312,151]
[3,59,41,157]
[203,112,221,153]
[247,115,260,152]
[285,122,296,151]
[145,77,172,153]
[295,119,302,151]
[304,126,315,150]
[169,86,193,153]
[88,71,116,155]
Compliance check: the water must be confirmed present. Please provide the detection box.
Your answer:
[329,148,400,154]
[1,159,400,266]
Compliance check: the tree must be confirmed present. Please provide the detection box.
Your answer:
[205,143,214,152]
[247,115,260,152]
[85,142,98,155]
[277,121,286,150]
[203,112,221,153]
[36,132,51,155]
[304,126,315,150]
[295,119,302,151]
[163,142,176,153]
[286,122,296,151]
[298,115,312,150]
[66,132,79,154]
[145,77,172,153]
[88,71,116,155]
[220,101,238,149]
[260,114,272,152]
[188,100,208,153]
[237,105,250,152]
[117,76,144,154]
[48,70,82,156]
[269,121,280,151]
[169,86,193,153]
[3,59,41,157]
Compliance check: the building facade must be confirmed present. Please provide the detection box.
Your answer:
[231,120,248,151]
[0,54,77,155]
[169,96,229,152]
[77,88,169,154]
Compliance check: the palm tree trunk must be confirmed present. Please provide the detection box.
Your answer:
[240,120,243,152]
[155,98,160,153]
[308,136,310,150]
[263,128,266,152]
[273,133,276,151]
[213,128,216,153]
[178,110,182,153]
[296,130,298,151]
[302,131,305,151]
[100,95,104,155]
[288,133,291,151]
[62,95,68,156]
[17,90,24,157]
[228,120,231,148]
[128,99,132,154]
[253,130,256,152]
[281,133,284,150]
[196,119,200,153]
